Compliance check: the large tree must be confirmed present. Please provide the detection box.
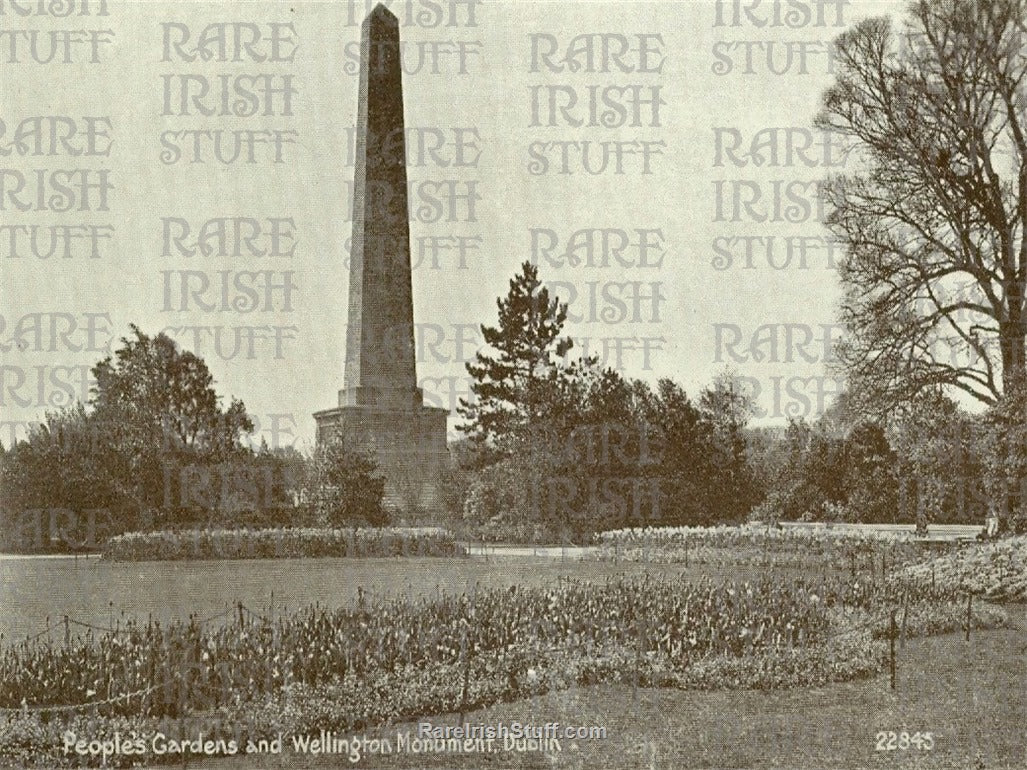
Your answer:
[89,325,253,515]
[458,261,574,450]
[650,380,722,526]
[841,422,901,524]
[817,0,1027,415]
[699,373,761,522]
[92,324,252,458]
[980,383,1027,530]
[0,404,130,550]
[1,326,262,546]
[889,390,984,529]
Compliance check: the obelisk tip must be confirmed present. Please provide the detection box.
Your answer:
[370,3,398,21]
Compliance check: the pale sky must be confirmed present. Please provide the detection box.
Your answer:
[0,0,906,451]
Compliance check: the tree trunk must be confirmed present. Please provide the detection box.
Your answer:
[999,314,1026,529]
[999,318,1026,397]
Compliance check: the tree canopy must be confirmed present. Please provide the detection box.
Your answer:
[818,0,1027,415]
[92,324,252,458]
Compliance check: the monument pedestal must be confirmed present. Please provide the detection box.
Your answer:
[314,402,448,512]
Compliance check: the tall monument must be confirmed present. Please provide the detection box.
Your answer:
[314,4,449,511]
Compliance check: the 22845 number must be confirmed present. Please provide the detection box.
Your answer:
[875,731,934,751]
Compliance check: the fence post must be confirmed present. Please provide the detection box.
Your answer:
[237,601,244,629]
[965,593,972,642]
[180,644,189,770]
[633,616,642,705]
[899,597,908,650]
[64,615,70,648]
[458,628,469,725]
[180,710,188,770]
[931,565,935,592]
[889,609,896,690]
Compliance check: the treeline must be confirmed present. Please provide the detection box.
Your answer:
[749,389,1027,531]
[0,327,385,553]
[443,370,760,543]
[443,263,1027,542]
[4,270,1025,551]
[444,377,1026,542]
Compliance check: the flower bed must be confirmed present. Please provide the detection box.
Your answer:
[898,536,1027,602]
[598,524,918,548]
[0,571,1010,768]
[594,524,934,570]
[0,575,832,719]
[102,527,466,561]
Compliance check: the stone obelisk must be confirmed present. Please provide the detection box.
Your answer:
[314,4,449,512]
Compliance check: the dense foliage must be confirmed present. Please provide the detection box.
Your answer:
[0,328,387,552]
[451,264,1025,539]
[751,389,1025,533]
[451,265,763,541]
[0,327,256,520]
[302,431,386,527]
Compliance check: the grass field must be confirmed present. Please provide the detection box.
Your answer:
[0,521,970,645]
[3,538,1023,769]
[205,608,1026,769]
[0,554,818,646]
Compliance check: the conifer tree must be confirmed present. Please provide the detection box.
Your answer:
[458,262,574,450]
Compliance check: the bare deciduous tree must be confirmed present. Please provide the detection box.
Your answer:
[818,0,1027,415]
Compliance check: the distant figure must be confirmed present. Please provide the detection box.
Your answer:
[985,505,1000,539]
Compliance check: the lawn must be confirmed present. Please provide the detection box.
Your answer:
[0,554,811,646]
[3,537,1022,769]
[205,607,1026,769]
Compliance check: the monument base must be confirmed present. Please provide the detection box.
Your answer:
[313,404,449,513]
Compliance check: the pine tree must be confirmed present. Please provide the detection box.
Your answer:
[699,372,759,523]
[458,262,574,451]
